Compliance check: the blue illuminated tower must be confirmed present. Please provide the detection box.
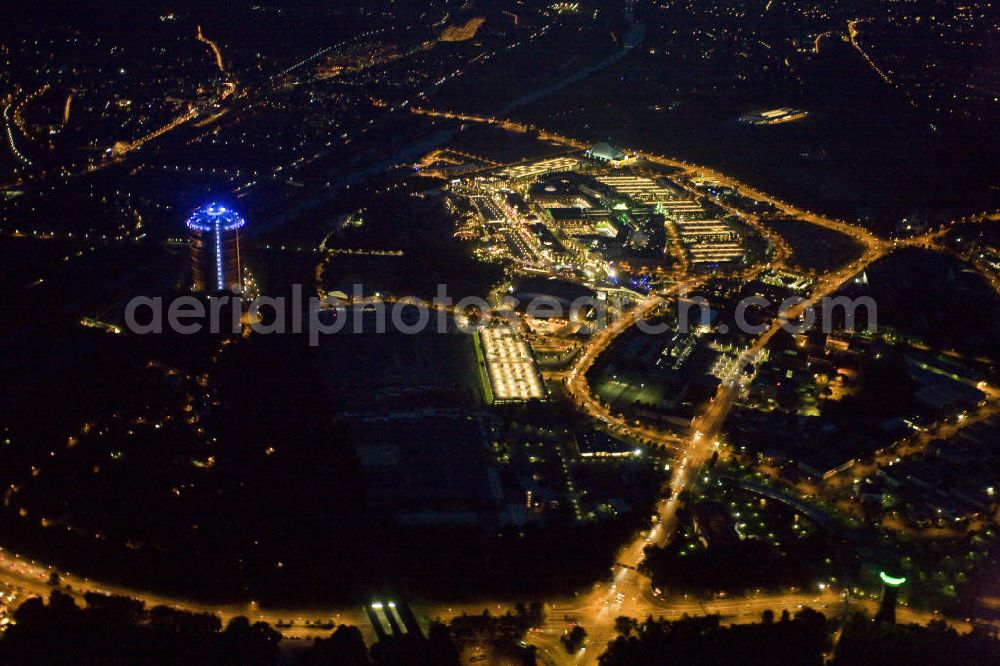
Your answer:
[186,204,246,293]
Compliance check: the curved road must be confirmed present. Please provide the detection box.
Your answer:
[0,102,996,665]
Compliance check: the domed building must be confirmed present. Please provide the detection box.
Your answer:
[585,142,631,166]
[511,277,600,335]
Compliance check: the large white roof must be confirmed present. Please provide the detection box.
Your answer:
[589,142,626,161]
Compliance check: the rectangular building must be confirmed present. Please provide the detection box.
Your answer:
[477,326,546,403]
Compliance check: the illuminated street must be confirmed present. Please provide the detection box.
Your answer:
[2,1,999,663]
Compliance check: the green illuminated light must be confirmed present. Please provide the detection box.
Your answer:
[879,571,906,587]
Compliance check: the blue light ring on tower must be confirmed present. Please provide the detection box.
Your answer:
[185,204,247,232]
[186,204,246,293]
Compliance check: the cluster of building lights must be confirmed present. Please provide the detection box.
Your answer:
[499,156,580,180]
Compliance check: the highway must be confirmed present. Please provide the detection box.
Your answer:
[0,195,989,662]
[847,19,919,110]
[2,87,998,662]
[562,289,685,450]
[526,211,975,662]
[196,25,225,73]
[0,542,964,663]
